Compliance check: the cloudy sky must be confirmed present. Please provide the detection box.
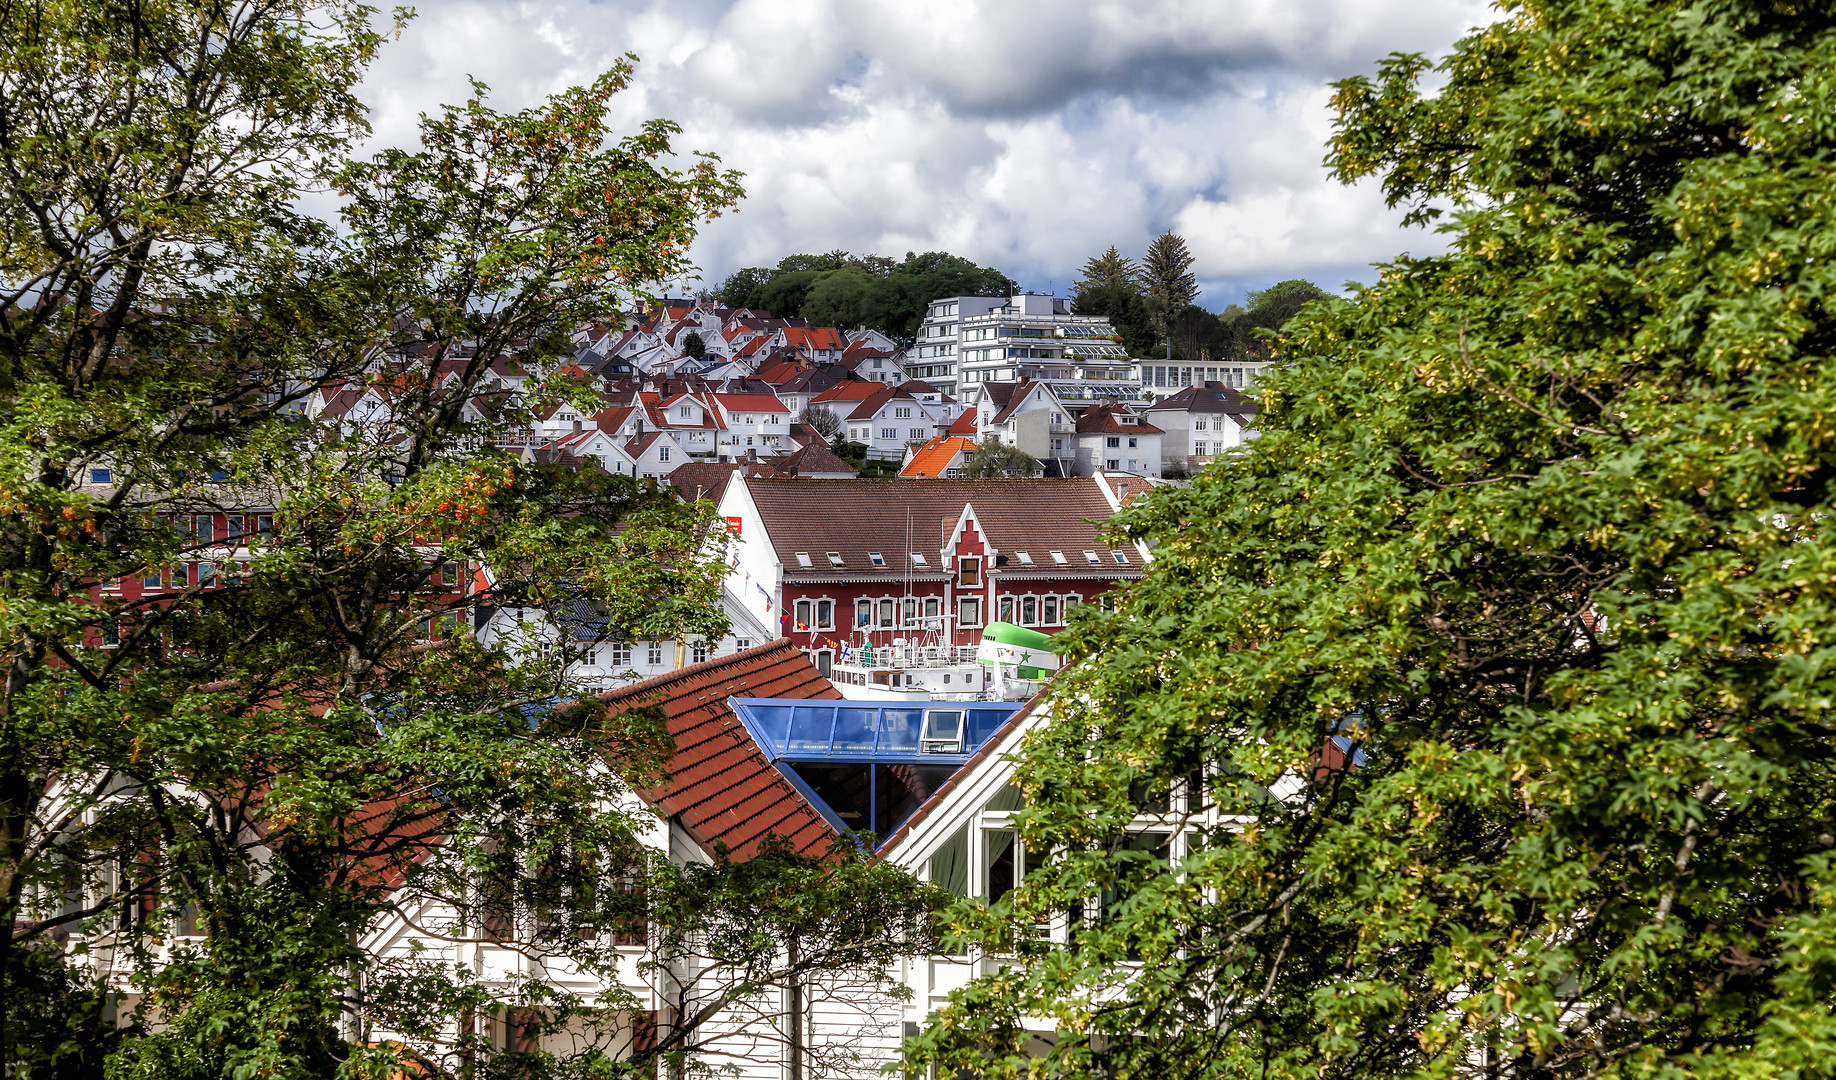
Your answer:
[356,0,1495,308]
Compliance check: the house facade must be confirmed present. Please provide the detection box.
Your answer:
[715,476,1147,677]
[1141,383,1260,471]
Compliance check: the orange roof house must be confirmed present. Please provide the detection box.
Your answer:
[899,436,978,478]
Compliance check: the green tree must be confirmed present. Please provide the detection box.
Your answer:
[682,329,706,361]
[0,5,931,1078]
[758,268,829,319]
[800,265,883,330]
[908,3,1836,1080]
[715,266,772,309]
[1072,281,1157,356]
[1138,231,1199,347]
[961,438,1041,479]
[1215,278,1334,362]
[1075,245,1141,292]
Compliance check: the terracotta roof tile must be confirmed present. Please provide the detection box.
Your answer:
[588,639,842,859]
[740,476,1133,581]
[1074,403,1163,435]
[899,436,976,478]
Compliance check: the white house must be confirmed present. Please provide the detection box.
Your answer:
[1065,402,1163,478]
[1140,383,1260,472]
[841,386,950,463]
[709,391,792,457]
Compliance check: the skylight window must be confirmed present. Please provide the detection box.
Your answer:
[910,552,929,567]
[1015,551,1033,565]
[869,552,886,567]
[827,551,846,568]
[1112,550,1131,565]
[1084,550,1102,564]
[795,552,813,568]
[1050,550,1067,564]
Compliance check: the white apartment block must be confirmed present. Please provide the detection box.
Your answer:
[911,294,1141,407]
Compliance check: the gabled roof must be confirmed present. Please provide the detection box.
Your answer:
[988,380,1057,425]
[900,436,976,478]
[625,431,668,458]
[782,326,846,352]
[752,441,857,478]
[947,410,978,436]
[739,476,1136,581]
[668,463,744,505]
[1074,403,1163,435]
[712,392,790,414]
[810,381,886,405]
[589,639,842,859]
[1143,383,1261,416]
[754,360,806,385]
[843,385,899,421]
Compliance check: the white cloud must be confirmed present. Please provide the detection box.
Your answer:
[346,0,1493,304]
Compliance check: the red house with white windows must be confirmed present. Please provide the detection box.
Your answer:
[714,476,1147,675]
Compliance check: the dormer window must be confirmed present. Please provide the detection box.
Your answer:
[1084,550,1102,564]
[827,552,846,568]
[869,552,886,567]
[1050,550,1067,564]
[1015,551,1033,565]
[795,552,813,567]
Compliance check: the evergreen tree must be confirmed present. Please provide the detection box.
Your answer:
[1074,245,1141,292]
[1138,231,1199,345]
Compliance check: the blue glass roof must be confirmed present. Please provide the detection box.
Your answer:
[728,698,1025,766]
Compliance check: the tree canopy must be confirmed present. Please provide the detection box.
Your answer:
[0,5,931,1077]
[1075,245,1141,293]
[714,251,1016,342]
[1139,231,1199,334]
[962,438,1042,479]
[909,2,1836,1079]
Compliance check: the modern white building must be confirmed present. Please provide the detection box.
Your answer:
[912,294,1139,406]
[1136,357,1271,396]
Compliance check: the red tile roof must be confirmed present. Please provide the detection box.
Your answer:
[712,392,790,414]
[899,436,976,478]
[810,382,886,405]
[740,476,1136,581]
[843,385,898,421]
[1074,403,1163,435]
[668,463,744,505]
[947,411,978,436]
[782,326,846,353]
[590,639,843,859]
